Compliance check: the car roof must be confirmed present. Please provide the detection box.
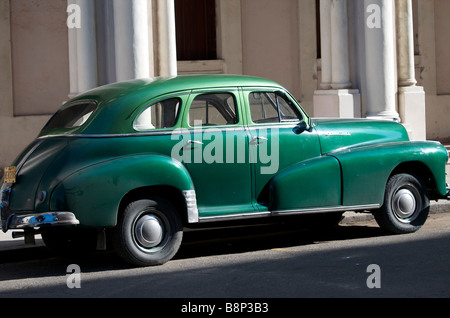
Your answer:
[73,74,282,106]
[59,75,284,135]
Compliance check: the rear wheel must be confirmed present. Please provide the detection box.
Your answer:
[112,197,183,266]
[374,173,430,234]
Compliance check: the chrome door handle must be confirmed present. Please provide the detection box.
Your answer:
[249,136,268,146]
[183,140,204,150]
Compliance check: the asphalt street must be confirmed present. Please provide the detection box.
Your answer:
[0,203,449,301]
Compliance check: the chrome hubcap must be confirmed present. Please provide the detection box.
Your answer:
[393,188,417,222]
[134,215,164,248]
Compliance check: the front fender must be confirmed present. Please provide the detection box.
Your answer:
[49,154,194,227]
[331,141,448,206]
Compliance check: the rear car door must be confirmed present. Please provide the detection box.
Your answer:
[179,89,255,218]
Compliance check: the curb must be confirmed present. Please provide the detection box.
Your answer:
[340,199,450,224]
[0,233,44,252]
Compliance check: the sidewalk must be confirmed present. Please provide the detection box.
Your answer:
[0,232,44,252]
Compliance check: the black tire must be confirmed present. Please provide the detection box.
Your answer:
[374,173,429,234]
[112,197,183,266]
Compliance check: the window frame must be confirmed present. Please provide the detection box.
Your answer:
[132,95,184,132]
[184,90,242,128]
[245,89,304,125]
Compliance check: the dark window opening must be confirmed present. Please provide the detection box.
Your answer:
[175,0,217,61]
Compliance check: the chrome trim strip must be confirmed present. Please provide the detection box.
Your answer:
[271,204,380,216]
[199,212,271,223]
[7,212,80,230]
[197,204,380,223]
[38,126,249,139]
[182,190,199,223]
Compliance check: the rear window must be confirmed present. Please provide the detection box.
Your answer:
[43,101,97,132]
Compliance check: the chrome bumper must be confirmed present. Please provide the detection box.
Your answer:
[4,212,79,231]
[1,184,79,232]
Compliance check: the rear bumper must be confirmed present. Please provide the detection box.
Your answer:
[2,211,79,232]
[1,183,79,232]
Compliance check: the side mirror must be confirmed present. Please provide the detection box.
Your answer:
[292,121,310,135]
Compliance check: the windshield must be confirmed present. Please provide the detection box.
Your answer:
[42,101,97,132]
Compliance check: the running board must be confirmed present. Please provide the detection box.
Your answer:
[198,204,380,223]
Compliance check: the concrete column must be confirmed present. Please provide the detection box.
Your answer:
[67,1,79,98]
[396,0,426,140]
[319,0,332,89]
[314,0,360,118]
[330,0,352,89]
[113,0,151,81]
[95,0,116,85]
[156,0,177,77]
[396,0,416,87]
[68,0,98,97]
[364,0,399,121]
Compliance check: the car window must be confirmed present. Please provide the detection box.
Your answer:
[188,93,237,126]
[42,101,97,131]
[134,98,181,130]
[249,92,302,123]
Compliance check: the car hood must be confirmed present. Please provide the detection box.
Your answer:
[312,118,410,154]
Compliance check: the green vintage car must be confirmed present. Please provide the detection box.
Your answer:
[1,75,449,266]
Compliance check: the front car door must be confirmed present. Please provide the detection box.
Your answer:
[242,88,338,212]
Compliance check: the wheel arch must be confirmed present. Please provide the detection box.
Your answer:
[389,161,437,199]
[49,154,196,227]
[118,185,189,226]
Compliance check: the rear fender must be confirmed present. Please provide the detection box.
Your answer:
[49,154,194,227]
[269,155,341,211]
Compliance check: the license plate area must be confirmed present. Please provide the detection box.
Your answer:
[3,167,16,184]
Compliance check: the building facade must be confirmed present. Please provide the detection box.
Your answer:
[0,0,449,169]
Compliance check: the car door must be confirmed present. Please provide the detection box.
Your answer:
[243,88,336,211]
[178,89,255,218]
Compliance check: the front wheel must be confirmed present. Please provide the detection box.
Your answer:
[374,173,430,234]
[112,197,183,266]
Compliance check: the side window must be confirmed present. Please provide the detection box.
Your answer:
[188,93,238,126]
[249,92,302,123]
[134,98,181,130]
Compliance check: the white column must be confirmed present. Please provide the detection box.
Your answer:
[156,0,177,77]
[396,0,416,87]
[314,0,360,118]
[396,0,426,140]
[330,0,351,89]
[67,0,98,97]
[319,0,332,89]
[67,9,79,98]
[364,0,399,121]
[94,0,117,85]
[113,0,150,81]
